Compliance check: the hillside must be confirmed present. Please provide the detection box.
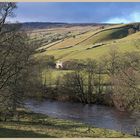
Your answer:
[34,23,140,61]
[22,22,111,30]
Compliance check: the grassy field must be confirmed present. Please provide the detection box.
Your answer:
[42,69,73,85]
[41,69,110,86]
[30,25,100,48]
[34,23,140,61]
[0,109,133,138]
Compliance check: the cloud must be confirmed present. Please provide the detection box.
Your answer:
[105,11,140,24]
[106,18,130,24]
[130,12,140,22]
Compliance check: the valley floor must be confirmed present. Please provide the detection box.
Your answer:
[0,109,133,138]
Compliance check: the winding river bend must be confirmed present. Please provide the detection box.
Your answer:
[25,99,140,134]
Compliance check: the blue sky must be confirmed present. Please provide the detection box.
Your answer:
[11,2,140,23]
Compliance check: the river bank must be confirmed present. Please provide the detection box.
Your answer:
[0,109,132,138]
[25,99,140,135]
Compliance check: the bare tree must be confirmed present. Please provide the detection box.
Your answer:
[104,46,120,92]
[112,51,140,111]
[95,61,105,95]
[105,48,140,111]
[0,3,16,32]
[58,59,97,104]
[0,3,42,120]
[85,59,96,104]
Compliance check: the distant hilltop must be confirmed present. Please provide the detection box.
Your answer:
[20,22,118,30]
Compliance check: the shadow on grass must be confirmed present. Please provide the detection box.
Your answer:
[22,120,85,131]
[0,127,53,138]
[1,118,86,131]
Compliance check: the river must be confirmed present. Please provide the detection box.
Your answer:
[25,99,140,134]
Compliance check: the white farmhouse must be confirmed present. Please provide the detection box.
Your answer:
[56,61,63,69]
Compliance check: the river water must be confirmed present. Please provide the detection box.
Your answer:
[25,99,140,134]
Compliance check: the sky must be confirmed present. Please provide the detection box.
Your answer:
[10,2,140,24]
